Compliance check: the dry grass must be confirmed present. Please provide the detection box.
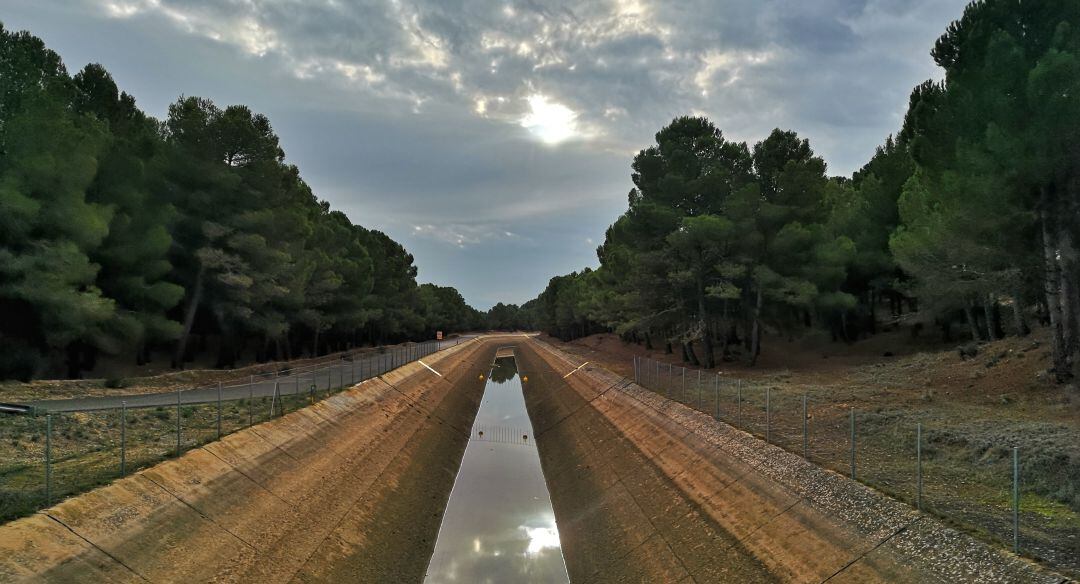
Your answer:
[0,391,322,522]
[0,341,421,402]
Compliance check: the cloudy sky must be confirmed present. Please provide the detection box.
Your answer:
[5,0,968,309]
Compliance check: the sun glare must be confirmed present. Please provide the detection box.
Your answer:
[523,525,561,555]
[520,94,577,144]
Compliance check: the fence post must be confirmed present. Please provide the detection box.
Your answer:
[765,387,771,444]
[274,379,281,415]
[216,381,222,440]
[633,356,639,384]
[1013,446,1020,553]
[176,387,182,457]
[45,413,52,505]
[248,383,253,427]
[737,380,742,426]
[802,394,808,459]
[714,374,720,419]
[681,367,686,401]
[849,407,856,480]
[697,370,703,410]
[120,401,127,477]
[667,363,672,396]
[916,422,923,511]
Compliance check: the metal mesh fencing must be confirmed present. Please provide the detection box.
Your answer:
[0,339,456,523]
[632,355,1080,574]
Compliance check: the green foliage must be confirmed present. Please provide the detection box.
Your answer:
[530,118,861,366]
[0,23,480,379]
[527,1,1080,376]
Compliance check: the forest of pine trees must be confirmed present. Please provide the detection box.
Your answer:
[0,23,484,381]
[522,0,1080,382]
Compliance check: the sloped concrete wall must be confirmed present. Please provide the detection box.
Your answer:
[0,336,499,583]
[0,334,1062,583]
[520,338,1065,584]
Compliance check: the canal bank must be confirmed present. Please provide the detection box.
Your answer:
[0,335,1065,583]
[0,337,499,582]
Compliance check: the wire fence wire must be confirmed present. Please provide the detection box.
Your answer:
[0,339,456,523]
[632,355,1080,575]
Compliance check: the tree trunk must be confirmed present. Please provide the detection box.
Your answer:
[172,265,205,369]
[696,276,714,369]
[1011,289,1030,337]
[1058,224,1079,358]
[643,330,653,350]
[720,301,730,360]
[983,295,1000,341]
[868,289,877,334]
[750,286,763,366]
[684,342,700,367]
[65,343,82,379]
[1040,200,1070,380]
[964,302,981,342]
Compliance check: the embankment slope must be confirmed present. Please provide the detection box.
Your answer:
[0,337,497,583]
[0,335,1066,583]
[517,338,1064,584]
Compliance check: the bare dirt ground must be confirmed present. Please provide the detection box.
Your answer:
[0,337,458,403]
[540,328,1080,577]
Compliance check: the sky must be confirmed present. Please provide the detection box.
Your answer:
[4,0,968,310]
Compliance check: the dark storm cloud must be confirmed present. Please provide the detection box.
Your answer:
[4,0,969,307]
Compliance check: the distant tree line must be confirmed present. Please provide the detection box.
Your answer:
[0,23,483,380]
[522,0,1080,381]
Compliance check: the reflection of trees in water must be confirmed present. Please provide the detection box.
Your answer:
[489,357,518,383]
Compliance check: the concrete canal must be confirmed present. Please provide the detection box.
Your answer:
[0,335,1061,583]
[425,350,569,583]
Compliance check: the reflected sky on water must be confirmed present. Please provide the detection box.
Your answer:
[425,356,569,584]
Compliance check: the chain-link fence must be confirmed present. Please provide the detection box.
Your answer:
[0,339,459,523]
[633,355,1080,576]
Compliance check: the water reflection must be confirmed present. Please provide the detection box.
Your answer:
[425,356,569,584]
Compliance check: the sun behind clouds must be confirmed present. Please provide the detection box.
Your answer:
[520,94,578,145]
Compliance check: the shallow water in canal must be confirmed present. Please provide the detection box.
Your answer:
[424,356,569,584]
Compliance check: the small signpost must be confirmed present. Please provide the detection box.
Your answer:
[436,331,443,341]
